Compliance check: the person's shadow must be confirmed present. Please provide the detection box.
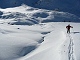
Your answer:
[72,32,80,34]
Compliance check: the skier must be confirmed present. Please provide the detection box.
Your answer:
[66,24,73,33]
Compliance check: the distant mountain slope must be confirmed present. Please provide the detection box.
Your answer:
[35,0,80,17]
[0,0,80,17]
[0,5,80,25]
[0,0,39,8]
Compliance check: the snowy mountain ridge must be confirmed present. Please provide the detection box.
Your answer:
[0,0,80,17]
[0,5,80,25]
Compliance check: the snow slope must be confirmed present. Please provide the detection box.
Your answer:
[0,22,80,60]
[0,5,80,60]
[15,22,80,60]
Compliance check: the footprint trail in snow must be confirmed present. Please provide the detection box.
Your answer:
[68,34,75,60]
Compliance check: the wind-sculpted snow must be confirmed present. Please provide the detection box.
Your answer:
[33,12,49,18]
[1,12,27,19]
[14,22,80,60]
[0,24,46,60]
[0,22,80,60]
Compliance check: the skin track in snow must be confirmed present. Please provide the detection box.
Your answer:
[68,34,75,60]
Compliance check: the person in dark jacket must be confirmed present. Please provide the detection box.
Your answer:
[66,24,73,33]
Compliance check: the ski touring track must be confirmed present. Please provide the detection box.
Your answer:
[68,34,75,60]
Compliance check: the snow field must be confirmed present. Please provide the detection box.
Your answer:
[15,22,80,60]
[0,5,80,60]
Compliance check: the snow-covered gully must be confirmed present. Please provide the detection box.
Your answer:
[68,34,75,60]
